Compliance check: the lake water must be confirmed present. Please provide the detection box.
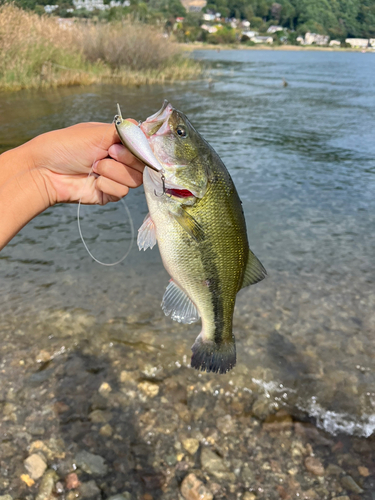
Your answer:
[1,48,375,448]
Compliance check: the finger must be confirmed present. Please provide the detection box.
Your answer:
[108,144,145,173]
[93,159,143,188]
[96,176,129,200]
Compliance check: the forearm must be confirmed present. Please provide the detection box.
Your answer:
[0,147,50,250]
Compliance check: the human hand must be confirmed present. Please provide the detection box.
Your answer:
[28,121,144,206]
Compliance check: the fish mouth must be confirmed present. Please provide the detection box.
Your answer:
[165,188,194,198]
[141,100,174,137]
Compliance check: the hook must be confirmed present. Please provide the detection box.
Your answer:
[154,174,166,197]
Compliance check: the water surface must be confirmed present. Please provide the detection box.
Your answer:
[1,49,375,437]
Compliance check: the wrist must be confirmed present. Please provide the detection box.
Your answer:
[0,147,51,249]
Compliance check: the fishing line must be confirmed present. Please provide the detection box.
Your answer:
[77,121,135,266]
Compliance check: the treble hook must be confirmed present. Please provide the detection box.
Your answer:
[154,174,166,197]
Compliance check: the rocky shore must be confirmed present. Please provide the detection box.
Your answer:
[1,314,374,500]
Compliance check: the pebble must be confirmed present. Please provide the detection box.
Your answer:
[66,473,80,490]
[35,350,51,363]
[36,470,57,500]
[180,473,213,500]
[340,475,364,494]
[200,448,235,481]
[326,464,344,476]
[304,457,324,476]
[216,414,235,434]
[182,438,199,455]
[75,450,108,476]
[79,480,101,498]
[334,497,350,500]
[358,465,370,476]
[24,454,47,480]
[98,382,112,397]
[20,474,35,487]
[242,494,256,500]
[0,495,13,500]
[138,381,159,398]
[106,495,129,500]
[99,424,113,437]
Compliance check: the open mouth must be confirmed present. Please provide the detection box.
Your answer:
[165,188,194,198]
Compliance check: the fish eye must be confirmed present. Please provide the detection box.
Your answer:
[176,125,187,138]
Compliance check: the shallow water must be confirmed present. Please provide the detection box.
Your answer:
[1,49,375,448]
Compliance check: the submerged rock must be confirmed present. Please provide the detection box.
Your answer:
[75,451,108,476]
[24,453,47,480]
[180,473,213,500]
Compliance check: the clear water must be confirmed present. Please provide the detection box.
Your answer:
[1,49,375,436]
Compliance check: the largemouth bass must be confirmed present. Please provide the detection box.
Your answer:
[115,101,266,374]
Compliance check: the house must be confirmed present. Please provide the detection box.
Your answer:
[345,38,369,48]
[44,4,58,12]
[252,35,273,44]
[304,32,329,45]
[201,24,218,33]
[267,25,283,34]
[241,30,258,40]
[202,13,215,21]
[329,40,341,47]
[240,20,250,28]
[296,36,304,44]
[370,39,375,47]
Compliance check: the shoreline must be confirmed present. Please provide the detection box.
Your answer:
[182,42,374,53]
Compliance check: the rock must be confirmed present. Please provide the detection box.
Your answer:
[79,480,101,498]
[358,466,370,477]
[334,497,350,500]
[75,451,108,476]
[341,475,364,494]
[120,370,136,383]
[182,438,199,455]
[99,424,113,437]
[138,381,159,398]
[89,410,109,424]
[0,495,13,500]
[24,454,47,480]
[201,448,235,481]
[242,494,256,500]
[216,415,235,434]
[98,382,112,397]
[304,457,324,476]
[180,473,213,500]
[20,474,35,487]
[35,350,51,363]
[36,470,58,500]
[66,472,81,490]
[326,464,344,476]
[106,495,129,500]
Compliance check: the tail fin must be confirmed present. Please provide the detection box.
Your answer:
[191,334,236,374]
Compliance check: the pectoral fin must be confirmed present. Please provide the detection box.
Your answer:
[137,214,157,251]
[173,209,205,243]
[241,249,267,289]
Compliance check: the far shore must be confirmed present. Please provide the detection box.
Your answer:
[182,42,375,53]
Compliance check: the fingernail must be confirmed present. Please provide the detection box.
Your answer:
[92,160,99,173]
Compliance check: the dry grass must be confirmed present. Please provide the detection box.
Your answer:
[0,4,201,91]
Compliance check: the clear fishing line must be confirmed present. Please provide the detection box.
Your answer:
[77,121,135,266]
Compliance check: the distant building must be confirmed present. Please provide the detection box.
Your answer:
[329,40,341,47]
[44,4,58,12]
[305,32,329,45]
[345,38,369,48]
[72,0,128,10]
[176,17,184,22]
[202,13,215,21]
[267,25,283,34]
[296,35,304,44]
[241,30,258,40]
[201,24,218,33]
[252,35,273,44]
[240,20,250,28]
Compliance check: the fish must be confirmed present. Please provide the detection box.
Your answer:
[115,100,266,374]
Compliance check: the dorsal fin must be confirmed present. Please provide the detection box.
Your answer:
[241,249,267,289]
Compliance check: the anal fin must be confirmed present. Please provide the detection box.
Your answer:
[162,280,200,324]
[137,213,157,251]
[241,249,267,289]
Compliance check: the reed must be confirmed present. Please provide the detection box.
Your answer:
[0,4,201,91]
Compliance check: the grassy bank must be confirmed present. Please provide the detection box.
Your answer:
[0,4,201,92]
